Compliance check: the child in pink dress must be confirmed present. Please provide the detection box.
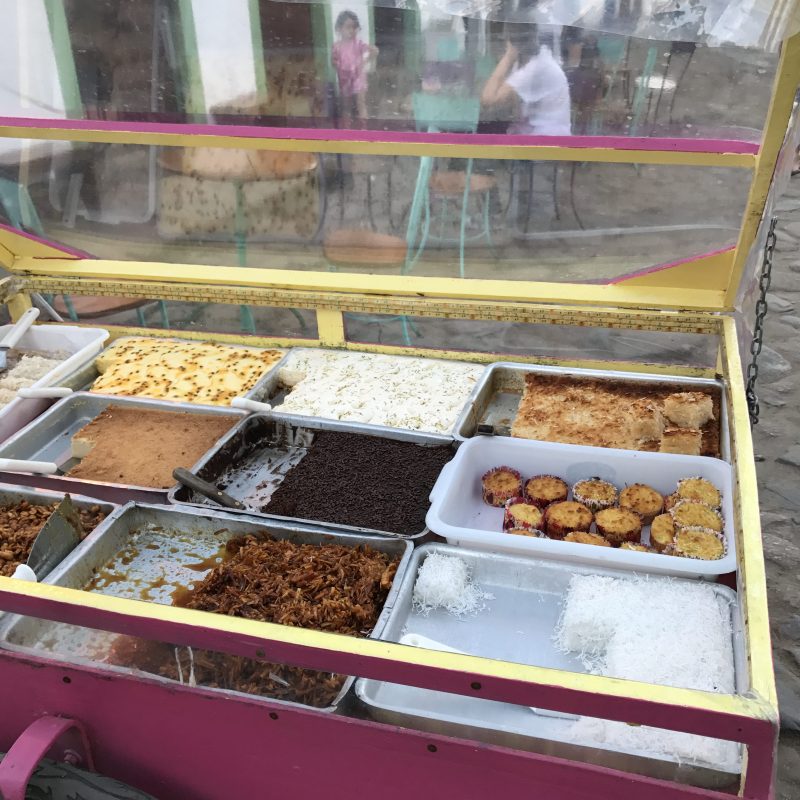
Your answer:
[332,10,378,128]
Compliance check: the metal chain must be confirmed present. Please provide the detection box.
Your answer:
[745,216,777,426]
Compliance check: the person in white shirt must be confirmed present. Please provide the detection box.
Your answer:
[481,25,571,136]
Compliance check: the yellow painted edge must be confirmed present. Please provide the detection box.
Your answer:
[0,228,80,260]
[316,309,346,347]
[0,574,774,726]
[0,241,15,269]
[721,317,778,709]
[12,258,730,312]
[0,125,757,168]
[618,249,735,291]
[727,32,800,305]
[7,293,32,320]
[20,278,724,334]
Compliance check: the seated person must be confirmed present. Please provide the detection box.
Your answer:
[481,24,571,136]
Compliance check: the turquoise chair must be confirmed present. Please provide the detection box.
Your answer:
[629,46,659,137]
[409,93,495,278]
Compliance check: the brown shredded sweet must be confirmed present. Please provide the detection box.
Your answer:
[109,535,401,707]
[0,501,107,578]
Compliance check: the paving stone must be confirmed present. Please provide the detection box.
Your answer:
[780,615,800,641]
[777,661,800,732]
[761,391,788,407]
[778,446,800,468]
[769,295,795,312]
[779,315,800,330]
[783,220,800,241]
[757,346,793,383]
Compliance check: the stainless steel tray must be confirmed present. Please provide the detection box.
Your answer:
[0,393,245,504]
[454,362,730,461]
[0,503,412,713]
[355,543,746,789]
[0,482,115,581]
[56,337,290,406]
[260,347,483,437]
[168,413,457,539]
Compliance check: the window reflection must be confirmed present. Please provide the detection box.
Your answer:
[0,0,778,139]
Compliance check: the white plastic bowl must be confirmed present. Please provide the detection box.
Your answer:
[427,436,736,578]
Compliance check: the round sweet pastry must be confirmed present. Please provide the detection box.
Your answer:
[671,500,723,533]
[481,466,522,507]
[620,542,654,553]
[544,501,593,539]
[594,507,643,547]
[572,478,618,512]
[669,527,725,560]
[663,492,681,511]
[650,514,676,552]
[523,475,568,508]
[503,499,545,532]
[676,477,721,509]
[619,483,664,525]
[564,531,611,547]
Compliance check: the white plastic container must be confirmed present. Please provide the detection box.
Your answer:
[0,324,109,444]
[426,436,736,578]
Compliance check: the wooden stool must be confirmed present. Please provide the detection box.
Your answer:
[52,296,169,328]
[322,229,417,345]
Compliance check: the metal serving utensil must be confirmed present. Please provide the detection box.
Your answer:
[27,494,85,579]
[172,468,246,510]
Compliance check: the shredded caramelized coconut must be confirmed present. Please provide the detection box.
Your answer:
[109,536,400,707]
[0,501,107,577]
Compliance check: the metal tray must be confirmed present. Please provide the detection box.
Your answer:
[260,347,484,437]
[0,482,116,581]
[0,393,245,504]
[56,337,290,407]
[168,413,458,539]
[0,503,413,713]
[454,362,730,462]
[356,543,746,789]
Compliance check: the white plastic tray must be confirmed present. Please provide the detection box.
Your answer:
[426,436,736,577]
[0,325,109,444]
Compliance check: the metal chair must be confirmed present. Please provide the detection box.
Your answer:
[410,93,496,278]
[321,157,438,346]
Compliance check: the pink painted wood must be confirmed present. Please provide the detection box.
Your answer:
[0,585,777,800]
[0,649,769,800]
[0,116,761,155]
[0,716,94,800]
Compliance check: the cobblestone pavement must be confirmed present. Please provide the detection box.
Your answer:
[756,174,800,799]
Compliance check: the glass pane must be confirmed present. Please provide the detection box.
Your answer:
[344,315,721,368]
[1,138,749,290]
[0,0,779,138]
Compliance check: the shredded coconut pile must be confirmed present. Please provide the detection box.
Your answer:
[0,354,64,407]
[273,350,483,433]
[553,574,739,769]
[412,553,493,616]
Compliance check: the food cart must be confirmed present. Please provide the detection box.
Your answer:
[0,0,798,797]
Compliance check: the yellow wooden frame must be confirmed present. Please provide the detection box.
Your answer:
[0,275,778,734]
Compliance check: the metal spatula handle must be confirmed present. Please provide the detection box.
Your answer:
[172,468,245,510]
